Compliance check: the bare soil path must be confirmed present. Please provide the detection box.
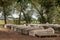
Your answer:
[0,27,60,40]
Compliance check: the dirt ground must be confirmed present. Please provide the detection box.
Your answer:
[0,28,60,40]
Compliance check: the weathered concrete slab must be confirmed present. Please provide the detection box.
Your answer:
[4,24,14,29]
[21,26,44,35]
[29,27,55,36]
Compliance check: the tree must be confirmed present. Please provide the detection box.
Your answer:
[30,0,58,24]
[28,0,47,23]
[17,0,29,24]
[17,0,60,24]
[38,0,56,23]
[0,0,16,24]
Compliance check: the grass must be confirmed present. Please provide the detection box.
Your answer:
[0,20,4,24]
[0,20,40,24]
[0,20,13,24]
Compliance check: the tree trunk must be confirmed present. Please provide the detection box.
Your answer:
[3,7,7,24]
[22,10,28,25]
[18,3,22,24]
[19,11,21,24]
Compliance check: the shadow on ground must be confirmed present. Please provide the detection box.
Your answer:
[0,28,60,40]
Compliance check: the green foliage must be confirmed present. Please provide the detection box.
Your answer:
[55,0,60,6]
[38,16,47,24]
[0,0,16,24]
[39,0,55,9]
[0,0,60,24]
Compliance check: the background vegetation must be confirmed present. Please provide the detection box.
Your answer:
[0,0,60,24]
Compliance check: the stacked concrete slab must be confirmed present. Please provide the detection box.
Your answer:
[4,24,56,37]
[29,27,54,36]
[21,25,45,35]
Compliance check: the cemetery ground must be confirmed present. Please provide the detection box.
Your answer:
[0,27,60,40]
